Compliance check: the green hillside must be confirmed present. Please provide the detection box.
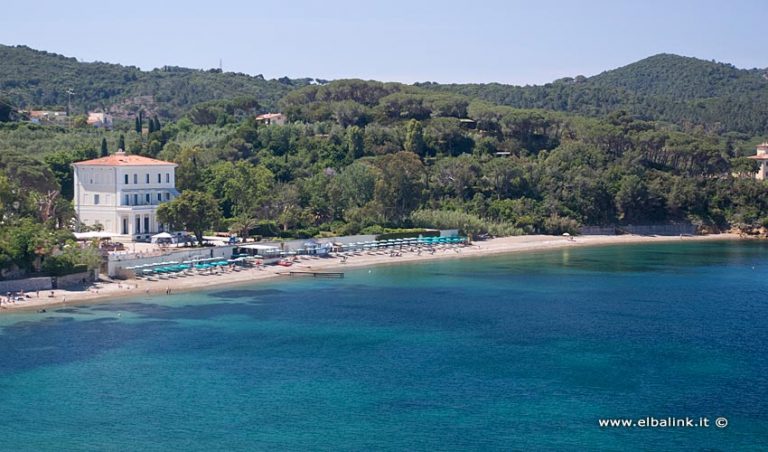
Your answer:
[0,44,307,120]
[589,54,766,100]
[2,45,766,134]
[422,54,768,135]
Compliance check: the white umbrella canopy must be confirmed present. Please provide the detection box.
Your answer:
[152,232,174,239]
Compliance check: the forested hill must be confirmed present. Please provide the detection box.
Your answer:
[421,54,768,135]
[2,45,767,134]
[589,54,767,100]
[0,44,307,120]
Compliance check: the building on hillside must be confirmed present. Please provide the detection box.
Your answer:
[87,112,113,129]
[255,112,286,126]
[72,150,178,240]
[748,142,768,180]
[27,110,68,124]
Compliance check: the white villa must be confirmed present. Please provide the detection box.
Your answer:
[72,150,178,239]
[749,142,768,180]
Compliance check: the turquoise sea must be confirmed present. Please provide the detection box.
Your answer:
[1,241,767,450]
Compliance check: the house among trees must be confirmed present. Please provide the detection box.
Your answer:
[72,149,178,240]
[27,110,67,124]
[748,142,768,180]
[86,112,113,129]
[254,112,286,126]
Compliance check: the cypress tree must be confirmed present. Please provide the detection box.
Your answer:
[100,138,109,157]
[148,118,155,134]
[153,115,161,131]
[135,116,141,134]
[404,119,426,157]
[118,134,125,151]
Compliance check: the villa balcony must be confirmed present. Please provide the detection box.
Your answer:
[115,204,160,212]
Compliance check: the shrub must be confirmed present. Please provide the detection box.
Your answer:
[410,209,522,237]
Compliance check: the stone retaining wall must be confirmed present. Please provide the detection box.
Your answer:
[0,271,95,293]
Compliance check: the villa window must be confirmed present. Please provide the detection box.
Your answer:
[124,174,129,184]
[166,173,170,183]
[133,194,138,205]
[145,193,150,203]
[165,193,170,201]
[146,174,150,183]
[94,194,100,205]
[157,173,161,183]
[133,174,138,184]
[125,194,129,205]
[157,193,162,201]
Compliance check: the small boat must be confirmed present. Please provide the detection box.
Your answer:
[277,260,293,267]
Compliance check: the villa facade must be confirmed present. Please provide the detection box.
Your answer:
[72,150,178,239]
[749,142,768,180]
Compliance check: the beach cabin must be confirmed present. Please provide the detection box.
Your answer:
[300,239,332,256]
[236,244,282,264]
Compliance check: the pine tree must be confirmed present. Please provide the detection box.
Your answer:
[100,138,109,157]
[118,134,125,151]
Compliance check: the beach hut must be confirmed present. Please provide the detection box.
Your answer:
[237,244,282,264]
[150,232,175,245]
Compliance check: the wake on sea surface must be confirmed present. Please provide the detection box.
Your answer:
[0,241,766,450]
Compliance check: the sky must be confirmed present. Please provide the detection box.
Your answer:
[1,0,766,85]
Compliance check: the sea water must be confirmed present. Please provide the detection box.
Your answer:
[0,241,766,450]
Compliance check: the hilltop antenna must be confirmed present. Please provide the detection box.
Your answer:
[219,58,222,72]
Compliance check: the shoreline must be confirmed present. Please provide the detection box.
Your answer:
[0,233,746,314]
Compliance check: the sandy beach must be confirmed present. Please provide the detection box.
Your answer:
[0,233,744,313]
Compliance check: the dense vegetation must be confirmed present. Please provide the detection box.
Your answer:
[422,54,768,136]
[0,148,100,278]
[2,48,768,279]
[0,44,308,121]
[2,46,767,135]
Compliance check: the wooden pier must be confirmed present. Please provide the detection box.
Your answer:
[286,271,344,278]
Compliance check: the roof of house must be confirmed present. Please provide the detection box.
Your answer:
[73,150,176,167]
[255,113,284,120]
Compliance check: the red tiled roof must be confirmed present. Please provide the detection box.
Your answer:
[74,153,176,167]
